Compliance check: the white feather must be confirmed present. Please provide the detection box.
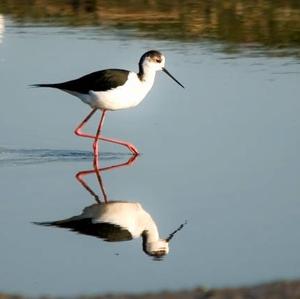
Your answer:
[68,71,156,111]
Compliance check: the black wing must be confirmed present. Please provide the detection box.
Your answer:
[32,69,130,93]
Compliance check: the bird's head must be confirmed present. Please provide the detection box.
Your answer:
[139,50,184,88]
[139,50,166,71]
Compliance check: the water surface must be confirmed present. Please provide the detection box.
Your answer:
[0,2,300,296]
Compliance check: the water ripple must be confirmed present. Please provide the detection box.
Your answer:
[0,148,128,166]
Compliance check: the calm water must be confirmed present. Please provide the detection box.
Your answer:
[1,6,300,296]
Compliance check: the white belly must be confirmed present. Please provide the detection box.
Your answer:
[75,72,155,111]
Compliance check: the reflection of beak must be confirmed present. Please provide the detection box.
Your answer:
[162,67,185,88]
[166,220,187,242]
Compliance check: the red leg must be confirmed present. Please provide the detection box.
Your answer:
[74,109,140,155]
[93,110,139,155]
[74,108,97,139]
[93,110,107,158]
[98,136,139,155]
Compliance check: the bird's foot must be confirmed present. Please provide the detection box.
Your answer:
[126,143,140,155]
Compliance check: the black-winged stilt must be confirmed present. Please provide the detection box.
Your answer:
[33,50,184,156]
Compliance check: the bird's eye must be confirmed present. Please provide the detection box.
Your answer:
[156,58,162,63]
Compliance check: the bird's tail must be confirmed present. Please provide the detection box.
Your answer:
[33,220,61,227]
[30,83,61,88]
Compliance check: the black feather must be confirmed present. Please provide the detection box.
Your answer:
[32,69,130,94]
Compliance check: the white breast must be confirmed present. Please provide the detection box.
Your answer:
[89,72,155,111]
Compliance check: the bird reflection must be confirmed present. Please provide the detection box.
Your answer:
[34,155,186,259]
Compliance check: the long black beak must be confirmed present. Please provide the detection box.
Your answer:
[166,220,187,242]
[162,67,185,88]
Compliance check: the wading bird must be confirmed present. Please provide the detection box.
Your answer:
[33,50,184,156]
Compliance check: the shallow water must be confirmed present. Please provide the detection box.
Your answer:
[1,5,300,296]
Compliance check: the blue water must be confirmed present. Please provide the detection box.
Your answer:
[1,16,300,296]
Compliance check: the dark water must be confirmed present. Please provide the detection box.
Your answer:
[0,1,300,296]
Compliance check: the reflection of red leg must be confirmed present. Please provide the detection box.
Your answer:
[75,170,102,203]
[74,109,140,155]
[75,154,138,203]
[100,154,138,172]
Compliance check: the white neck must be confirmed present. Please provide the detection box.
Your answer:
[138,63,158,84]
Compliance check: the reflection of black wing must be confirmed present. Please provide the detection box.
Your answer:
[35,219,132,242]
